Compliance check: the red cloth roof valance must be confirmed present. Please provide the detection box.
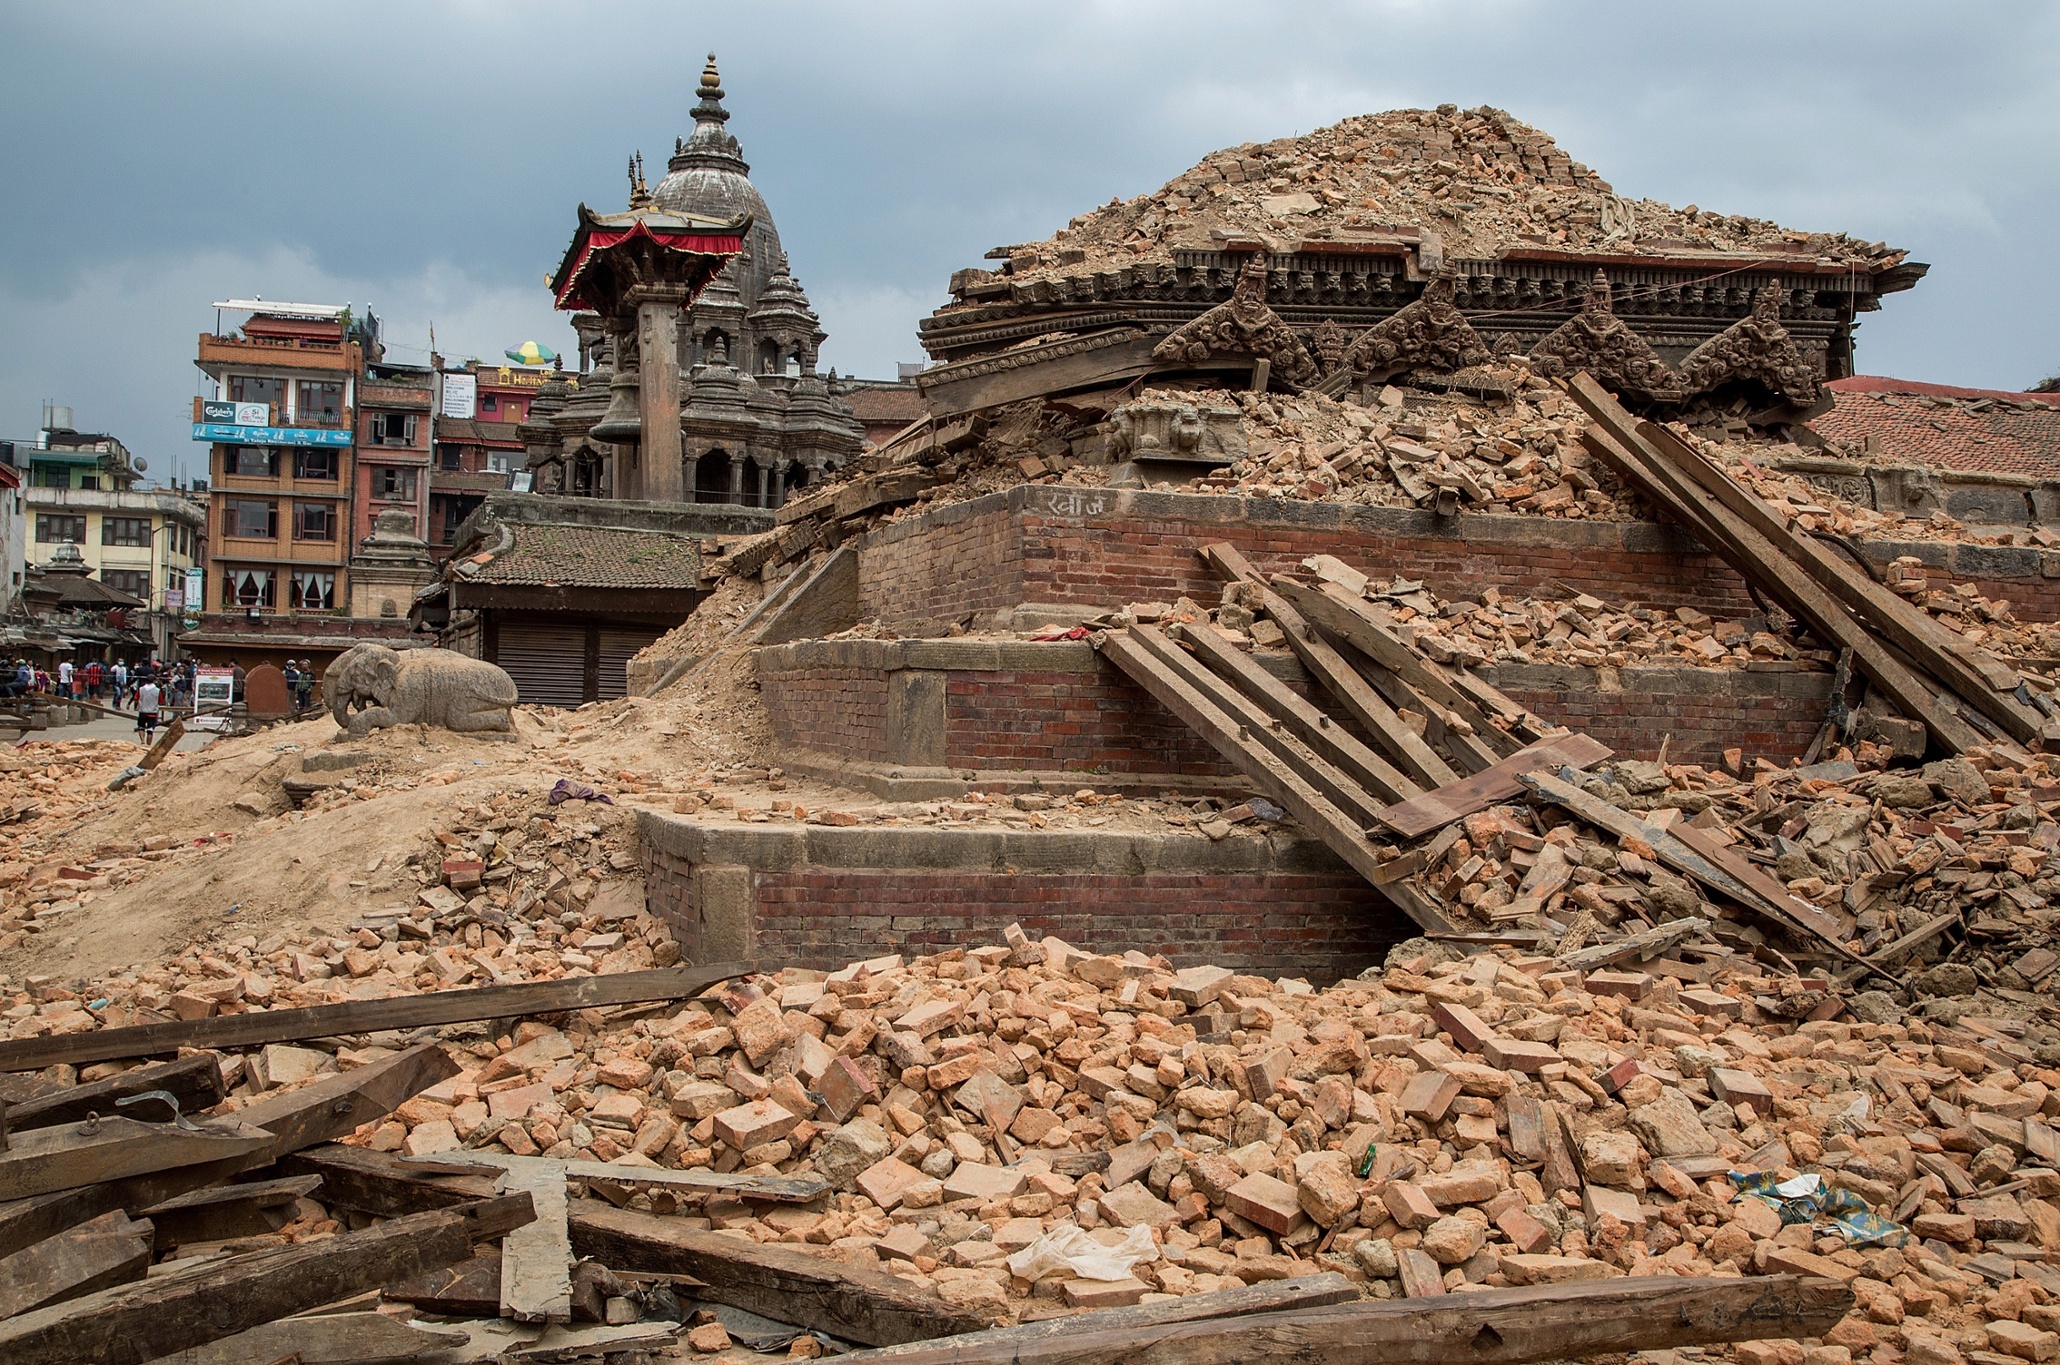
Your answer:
[552,220,743,311]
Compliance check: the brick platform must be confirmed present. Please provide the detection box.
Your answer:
[638,812,1403,979]
[855,486,2060,635]
[756,638,1835,797]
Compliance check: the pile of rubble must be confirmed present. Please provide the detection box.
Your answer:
[998,105,1903,276]
[11,917,2060,1363]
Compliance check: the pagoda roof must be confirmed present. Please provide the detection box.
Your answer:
[549,202,750,313]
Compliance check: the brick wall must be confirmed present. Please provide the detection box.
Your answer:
[944,669,1232,778]
[756,666,891,765]
[856,486,2060,633]
[1483,663,1833,768]
[643,838,1397,978]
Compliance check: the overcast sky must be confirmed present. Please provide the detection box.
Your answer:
[3,1,2057,484]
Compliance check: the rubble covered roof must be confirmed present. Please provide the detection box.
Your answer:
[1810,376,2060,479]
[1003,105,1907,279]
[467,523,702,590]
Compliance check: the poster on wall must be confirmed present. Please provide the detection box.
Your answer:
[441,372,477,420]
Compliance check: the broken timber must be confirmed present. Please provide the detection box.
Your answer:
[838,1274,1852,1365]
[1097,626,1454,932]
[0,1196,532,1365]
[0,961,755,1071]
[566,1202,990,1346]
[1375,732,1614,839]
[407,1148,831,1203]
[1569,375,1985,755]
[0,1208,153,1319]
[0,1115,272,1202]
[1200,542,1459,789]
[853,1274,1358,1361]
[1,1053,225,1132]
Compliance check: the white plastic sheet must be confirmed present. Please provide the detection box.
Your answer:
[1005,1224,1159,1282]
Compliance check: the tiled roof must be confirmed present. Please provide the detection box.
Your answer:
[839,385,926,423]
[1808,376,2060,479]
[437,418,524,445]
[467,524,702,590]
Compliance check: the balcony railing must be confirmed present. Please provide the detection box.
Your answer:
[196,333,360,372]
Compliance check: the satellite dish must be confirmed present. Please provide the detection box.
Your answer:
[133,458,149,472]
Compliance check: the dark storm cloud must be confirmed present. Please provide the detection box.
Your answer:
[2,1,2055,480]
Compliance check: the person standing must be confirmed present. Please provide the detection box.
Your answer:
[56,659,73,700]
[230,658,246,704]
[112,660,128,708]
[295,660,315,713]
[134,676,162,743]
[84,660,103,701]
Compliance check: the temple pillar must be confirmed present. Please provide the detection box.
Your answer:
[727,455,746,505]
[632,288,688,503]
[770,463,786,508]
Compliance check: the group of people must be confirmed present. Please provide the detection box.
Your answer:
[4,655,324,742]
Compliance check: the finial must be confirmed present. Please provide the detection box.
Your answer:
[692,52,730,125]
[628,152,651,209]
[701,53,721,94]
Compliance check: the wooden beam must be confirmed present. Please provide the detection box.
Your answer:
[566,1201,991,1346]
[0,962,755,1071]
[0,1116,272,1202]
[382,1243,504,1316]
[4,1055,225,1133]
[1521,770,1868,968]
[1269,577,1509,771]
[1174,619,1421,803]
[1569,380,1983,754]
[833,1274,1852,1365]
[407,1149,831,1204]
[1635,417,2047,744]
[1126,624,1392,827]
[852,1274,1358,1361]
[1099,629,1454,933]
[498,1160,572,1323]
[144,1312,469,1365]
[1201,543,1459,788]
[0,1209,153,1319]
[0,1197,527,1365]
[0,1041,457,1262]
[280,1144,497,1218]
[137,1174,322,1252]
[1375,733,1615,840]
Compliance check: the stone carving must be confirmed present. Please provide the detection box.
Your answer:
[1151,257,1317,386]
[1673,286,1822,406]
[1310,318,1349,378]
[325,644,519,738]
[1107,399,1247,462]
[1340,274,1492,380]
[1526,270,1679,403]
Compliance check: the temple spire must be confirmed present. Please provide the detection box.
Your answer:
[693,53,729,126]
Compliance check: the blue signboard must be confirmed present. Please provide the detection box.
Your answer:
[191,423,351,447]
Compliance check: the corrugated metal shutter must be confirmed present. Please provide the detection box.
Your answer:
[597,627,662,702]
[495,623,588,708]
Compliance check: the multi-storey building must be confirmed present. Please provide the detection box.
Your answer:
[0,453,21,613]
[191,302,370,619]
[425,359,532,550]
[354,359,433,565]
[15,409,206,660]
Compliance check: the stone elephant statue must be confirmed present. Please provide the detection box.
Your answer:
[324,644,519,738]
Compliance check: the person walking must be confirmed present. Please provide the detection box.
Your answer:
[134,676,162,743]
[84,660,103,701]
[112,660,128,708]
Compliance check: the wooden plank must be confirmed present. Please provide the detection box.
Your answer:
[138,718,186,771]
[1375,734,1614,839]
[0,1115,272,1202]
[833,1274,1853,1365]
[1636,417,2046,743]
[1099,629,1454,933]
[4,1054,225,1132]
[498,1162,572,1323]
[0,1197,523,1365]
[410,1149,831,1204]
[383,1242,503,1316]
[917,330,1159,420]
[1270,578,1508,772]
[566,1201,990,1347]
[1200,543,1460,789]
[0,962,754,1071]
[1175,619,1422,803]
[1521,770,1869,968]
[0,1041,458,1262]
[1127,624,1391,826]
[854,1274,1359,1361]
[147,1312,468,1365]
[1667,820,1855,943]
[282,1144,497,1218]
[137,1174,322,1252]
[0,1209,153,1319]
[1570,381,1984,754]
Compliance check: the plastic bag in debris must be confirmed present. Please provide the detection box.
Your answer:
[548,778,615,806]
[1006,1224,1159,1282]
[1730,1170,1908,1247]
